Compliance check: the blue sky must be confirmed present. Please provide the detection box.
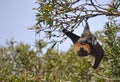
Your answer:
[0,0,109,52]
[0,0,37,45]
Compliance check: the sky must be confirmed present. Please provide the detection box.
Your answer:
[0,0,109,52]
[0,0,37,45]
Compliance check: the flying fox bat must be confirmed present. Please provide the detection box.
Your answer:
[62,20,104,69]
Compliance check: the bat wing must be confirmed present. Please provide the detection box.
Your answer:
[62,28,80,44]
[90,42,105,69]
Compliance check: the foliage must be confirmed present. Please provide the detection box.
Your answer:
[96,19,120,80]
[30,0,120,45]
[0,40,92,81]
[0,0,120,82]
[0,21,120,81]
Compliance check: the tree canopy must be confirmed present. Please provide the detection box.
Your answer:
[0,0,120,81]
[31,0,120,45]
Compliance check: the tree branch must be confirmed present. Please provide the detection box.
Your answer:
[32,0,120,44]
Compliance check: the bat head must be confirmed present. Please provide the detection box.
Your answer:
[74,38,91,56]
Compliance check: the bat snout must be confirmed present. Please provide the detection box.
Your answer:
[77,47,88,56]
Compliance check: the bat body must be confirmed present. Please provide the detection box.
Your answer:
[81,20,104,69]
[62,29,90,57]
[62,21,104,69]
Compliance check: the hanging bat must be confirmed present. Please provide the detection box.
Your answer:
[62,20,104,69]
